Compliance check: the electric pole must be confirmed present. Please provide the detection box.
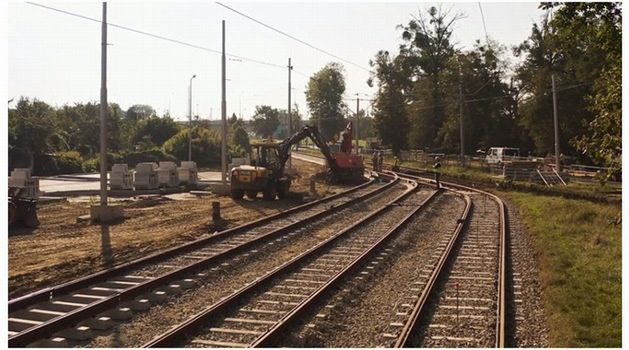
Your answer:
[188,74,196,161]
[459,80,465,166]
[552,75,560,172]
[99,1,108,207]
[355,93,360,151]
[287,58,293,169]
[221,20,227,184]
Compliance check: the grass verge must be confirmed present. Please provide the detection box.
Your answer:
[499,191,621,347]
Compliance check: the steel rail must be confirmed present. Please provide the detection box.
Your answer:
[9,176,376,311]
[8,174,399,347]
[143,177,420,347]
[394,171,507,348]
[252,181,440,347]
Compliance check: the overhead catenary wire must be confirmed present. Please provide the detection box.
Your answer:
[215,2,373,73]
[26,1,286,70]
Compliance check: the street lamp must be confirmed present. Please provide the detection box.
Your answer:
[188,74,197,161]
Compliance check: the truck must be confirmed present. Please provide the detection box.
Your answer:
[484,147,520,165]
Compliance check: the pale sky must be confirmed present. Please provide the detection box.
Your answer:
[8,1,546,122]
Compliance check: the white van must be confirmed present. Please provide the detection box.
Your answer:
[485,147,520,165]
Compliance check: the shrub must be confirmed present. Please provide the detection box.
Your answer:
[123,148,177,168]
[163,127,221,167]
[32,153,59,176]
[54,151,84,174]
[82,152,124,172]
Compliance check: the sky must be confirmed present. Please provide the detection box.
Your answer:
[8,1,547,122]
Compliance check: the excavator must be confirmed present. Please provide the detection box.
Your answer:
[230,124,364,200]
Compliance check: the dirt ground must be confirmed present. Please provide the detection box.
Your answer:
[8,159,351,299]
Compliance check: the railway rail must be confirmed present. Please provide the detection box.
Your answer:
[143,176,437,347]
[392,173,507,348]
[8,165,509,348]
[8,173,398,347]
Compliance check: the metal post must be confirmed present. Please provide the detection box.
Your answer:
[99,2,108,207]
[221,20,227,184]
[188,75,196,161]
[287,58,292,169]
[552,75,560,172]
[459,81,465,166]
[355,93,360,152]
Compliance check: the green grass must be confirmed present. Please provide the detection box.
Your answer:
[500,191,621,347]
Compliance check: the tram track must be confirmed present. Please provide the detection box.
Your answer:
[8,173,396,347]
[143,176,435,347]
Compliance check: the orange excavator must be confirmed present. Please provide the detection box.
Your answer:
[333,121,365,181]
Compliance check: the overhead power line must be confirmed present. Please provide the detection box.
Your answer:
[215,2,373,73]
[26,1,286,70]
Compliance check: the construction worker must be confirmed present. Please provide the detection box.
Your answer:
[372,152,379,171]
[433,156,442,188]
[379,152,384,171]
[392,156,400,172]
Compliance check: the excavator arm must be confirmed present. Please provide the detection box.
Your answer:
[277,125,341,177]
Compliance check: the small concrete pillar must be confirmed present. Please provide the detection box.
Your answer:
[309,178,318,198]
[212,201,221,221]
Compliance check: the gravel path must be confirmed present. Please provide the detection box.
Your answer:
[280,191,465,347]
[80,183,408,347]
[503,198,549,347]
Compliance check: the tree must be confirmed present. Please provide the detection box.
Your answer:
[232,126,251,153]
[369,51,410,155]
[163,127,221,166]
[305,63,347,141]
[251,105,280,138]
[399,6,461,150]
[131,114,179,147]
[8,97,57,169]
[125,104,155,122]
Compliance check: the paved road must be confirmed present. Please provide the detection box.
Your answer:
[35,171,223,195]
[27,155,317,196]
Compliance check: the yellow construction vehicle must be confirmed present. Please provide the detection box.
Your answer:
[230,125,362,200]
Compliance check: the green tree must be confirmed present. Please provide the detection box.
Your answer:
[131,114,179,147]
[251,105,280,138]
[305,63,347,141]
[125,104,155,122]
[369,51,410,155]
[8,97,57,169]
[400,6,461,149]
[232,126,251,153]
[163,127,221,166]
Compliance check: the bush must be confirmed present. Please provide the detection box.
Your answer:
[163,127,221,167]
[32,153,59,176]
[54,151,84,174]
[123,148,177,168]
[82,152,124,172]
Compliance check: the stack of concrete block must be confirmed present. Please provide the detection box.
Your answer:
[9,168,39,198]
[134,162,159,190]
[178,161,198,185]
[110,164,134,190]
[157,161,179,187]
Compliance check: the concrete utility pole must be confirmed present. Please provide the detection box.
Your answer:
[287,58,293,169]
[221,20,227,184]
[188,74,196,161]
[355,93,360,152]
[459,80,465,166]
[552,75,560,171]
[99,1,108,207]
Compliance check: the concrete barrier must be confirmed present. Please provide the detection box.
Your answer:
[178,161,198,185]
[157,161,179,187]
[134,162,159,190]
[9,168,39,198]
[110,164,134,190]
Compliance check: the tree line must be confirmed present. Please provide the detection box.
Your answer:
[368,2,621,178]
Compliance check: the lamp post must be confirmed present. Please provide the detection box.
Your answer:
[188,74,197,161]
